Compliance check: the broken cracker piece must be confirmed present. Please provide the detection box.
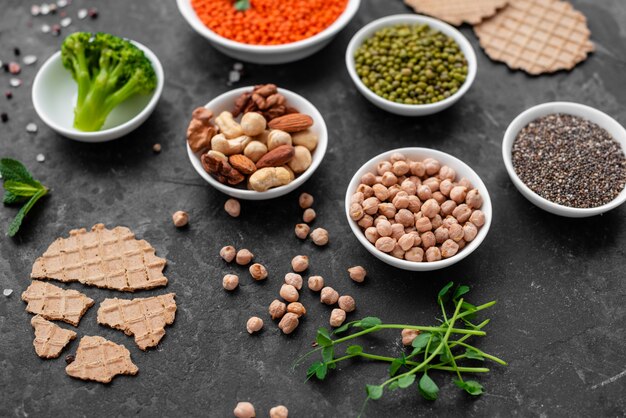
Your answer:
[22,281,94,326]
[31,315,77,358]
[405,0,508,26]
[31,223,168,292]
[66,336,139,383]
[97,293,177,350]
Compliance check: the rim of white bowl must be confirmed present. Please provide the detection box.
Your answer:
[502,102,626,217]
[345,147,492,271]
[32,40,164,141]
[345,14,477,112]
[176,0,361,53]
[187,86,328,200]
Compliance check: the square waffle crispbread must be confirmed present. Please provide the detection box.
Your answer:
[66,335,138,383]
[22,281,94,326]
[97,293,177,350]
[31,315,77,358]
[405,0,508,26]
[473,0,594,75]
[31,223,168,292]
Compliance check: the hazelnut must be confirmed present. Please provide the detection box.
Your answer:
[320,287,339,305]
[425,246,442,262]
[349,203,365,221]
[361,172,376,186]
[365,227,379,243]
[220,245,237,262]
[470,210,486,227]
[246,316,264,334]
[405,247,424,262]
[338,295,356,312]
[249,263,268,281]
[329,308,347,327]
[375,236,396,253]
[279,284,299,303]
[466,189,483,209]
[372,183,389,201]
[299,192,314,209]
[269,299,287,320]
[222,274,239,291]
[303,208,316,223]
[284,273,303,290]
[308,275,325,291]
[310,228,329,246]
[348,266,366,283]
[234,402,256,418]
[287,302,306,317]
[241,112,266,136]
[172,211,189,227]
[224,198,241,217]
[450,186,467,204]
[402,328,420,346]
[423,158,441,176]
[452,204,472,223]
[463,222,478,242]
[236,249,254,265]
[269,405,289,418]
[291,255,309,272]
[441,239,459,258]
[417,185,432,201]
[278,312,299,334]
[421,199,440,219]
[295,223,310,239]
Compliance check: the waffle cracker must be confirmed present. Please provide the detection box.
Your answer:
[31,223,168,292]
[22,281,94,326]
[474,0,594,75]
[98,293,177,350]
[31,315,77,358]
[66,336,138,383]
[404,0,508,26]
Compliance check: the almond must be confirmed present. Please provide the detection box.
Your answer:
[229,154,257,175]
[268,113,313,133]
[256,145,295,169]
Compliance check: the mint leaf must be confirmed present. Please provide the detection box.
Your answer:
[0,158,39,186]
[366,384,383,400]
[346,345,363,355]
[418,373,439,400]
[4,180,41,197]
[234,0,250,11]
[8,188,47,237]
[316,328,333,347]
[3,191,27,205]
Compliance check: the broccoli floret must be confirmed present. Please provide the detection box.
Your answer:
[61,32,157,132]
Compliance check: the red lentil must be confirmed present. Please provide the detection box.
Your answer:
[191,0,348,45]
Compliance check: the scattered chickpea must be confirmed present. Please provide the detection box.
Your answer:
[284,273,303,290]
[291,255,309,272]
[224,198,241,217]
[310,228,329,246]
[329,308,347,327]
[299,193,314,209]
[303,208,316,223]
[152,143,162,153]
[401,329,420,346]
[234,402,256,418]
[220,246,237,263]
[338,295,356,312]
[279,284,299,303]
[172,211,189,228]
[246,317,264,334]
[249,263,268,281]
[269,405,289,418]
[236,249,254,265]
[295,223,310,239]
[278,312,299,334]
[269,299,287,320]
[320,287,339,305]
[287,302,307,317]
[348,266,367,283]
[308,275,324,291]
[222,274,239,291]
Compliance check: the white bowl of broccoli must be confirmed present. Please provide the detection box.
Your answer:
[32,33,164,142]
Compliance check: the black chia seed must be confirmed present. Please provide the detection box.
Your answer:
[512,113,626,208]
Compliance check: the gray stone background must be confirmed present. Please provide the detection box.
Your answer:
[1,0,625,417]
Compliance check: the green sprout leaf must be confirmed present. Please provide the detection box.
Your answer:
[316,328,333,347]
[465,348,484,361]
[366,384,383,400]
[346,345,363,355]
[234,0,250,11]
[411,333,431,350]
[454,379,484,396]
[389,355,406,377]
[322,346,334,363]
[333,321,357,334]
[388,381,400,391]
[438,281,454,302]
[418,373,439,401]
[453,285,470,301]
[398,374,416,389]
[307,361,328,380]
[354,317,382,329]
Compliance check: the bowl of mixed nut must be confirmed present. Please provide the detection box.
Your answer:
[345,148,491,271]
[186,84,328,200]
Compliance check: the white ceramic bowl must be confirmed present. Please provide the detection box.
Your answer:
[345,148,492,271]
[187,87,328,200]
[503,102,626,218]
[345,14,477,116]
[176,0,360,64]
[32,41,164,142]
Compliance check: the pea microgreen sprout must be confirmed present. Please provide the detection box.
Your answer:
[295,282,506,416]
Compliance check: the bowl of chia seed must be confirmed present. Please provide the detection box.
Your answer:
[502,102,626,218]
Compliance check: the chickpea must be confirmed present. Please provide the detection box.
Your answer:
[387,184,402,200]
[405,247,424,262]
[172,211,189,227]
[234,402,256,418]
[421,199,440,219]
[463,222,478,242]
[222,274,239,291]
[390,223,405,240]
[378,202,397,219]
[308,275,325,291]
[452,204,472,223]
[298,192,314,209]
[402,329,420,346]
[351,191,364,205]
[330,308,347,327]
[373,215,388,226]
[310,228,329,246]
[372,183,389,201]
[280,284,299,303]
[278,312,299,334]
[320,287,339,305]
[381,172,398,187]
[337,295,356,312]
[303,208,316,223]
[358,214,374,229]
[357,184,374,198]
[376,219,392,237]
[392,160,410,176]
[425,246,442,262]
[349,202,364,221]
[458,239,467,250]
[249,263,268,281]
[423,158,441,176]
[284,273,303,290]
[441,239,459,258]
[287,302,307,317]
[434,226,449,244]
[442,215,458,228]
[269,405,289,418]
[423,177,440,192]
[360,172,376,186]
[390,152,406,163]
[450,186,467,204]
[364,227,379,244]
[431,214,443,229]
[376,161,392,175]
[400,179,417,196]
[223,198,241,218]
[440,200,457,216]
[295,223,310,239]
[348,266,367,283]
[246,317,264,334]
[220,245,237,263]
[466,189,483,209]
[392,192,410,209]
[398,233,415,251]
[439,165,456,181]
[432,192,446,205]
[458,177,473,189]
[415,216,432,233]
[395,209,415,227]
[417,185,432,201]
[362,197,380,215]
[236,249,254,265]
[470,210,486,227]
[269,299,287,320]
[390,244,405,259]
[449,223,464,242]
[439,179,454,197]
[410,160,426,177]
[407,195,422,212]
[421,231,436,249]
[291,255,309,272]
[408,230,422,246]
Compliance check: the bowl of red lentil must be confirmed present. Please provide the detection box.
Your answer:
[176,0,361,64]
[503,102,626,218]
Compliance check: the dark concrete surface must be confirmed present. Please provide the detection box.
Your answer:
[1,0,625,417]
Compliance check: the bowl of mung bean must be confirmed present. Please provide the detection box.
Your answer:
[345,14,477,116]
[502,102,626,218]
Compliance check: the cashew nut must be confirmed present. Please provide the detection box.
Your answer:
[215,111,244,139]
[211,134,251,156]
[292,129,318,152]
[243,141,268,163]
[248,167,292,192]
[287,145,312,174]
[267,130,292,151]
